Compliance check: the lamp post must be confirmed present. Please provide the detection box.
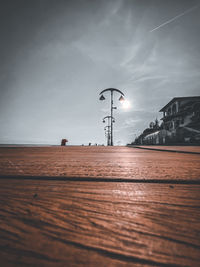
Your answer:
[103,116,115,146]
[99,88,125,146]
[104,126,111,146]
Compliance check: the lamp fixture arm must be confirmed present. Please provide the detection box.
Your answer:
[99,88,124,96]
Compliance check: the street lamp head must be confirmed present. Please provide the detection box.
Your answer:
[119,95,125,102]
[99,94,105,101]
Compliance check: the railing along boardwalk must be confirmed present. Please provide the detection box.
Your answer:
[0,146,200,266]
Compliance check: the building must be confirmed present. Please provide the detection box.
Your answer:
[135,96,200,145]
[160,96,200,144]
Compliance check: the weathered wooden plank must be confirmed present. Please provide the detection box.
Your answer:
[0,146,200,180]
[0,179,199,266]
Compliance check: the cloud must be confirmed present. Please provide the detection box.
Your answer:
[0,0,200,144]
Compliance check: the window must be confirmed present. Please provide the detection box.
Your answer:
[176,120,180,127]
[172,104,176,114]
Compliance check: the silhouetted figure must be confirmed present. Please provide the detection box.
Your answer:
[61,139,68,146]
[89,142,91,146]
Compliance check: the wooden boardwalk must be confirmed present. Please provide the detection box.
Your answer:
[0,146,200,266]
[0,146,200,180]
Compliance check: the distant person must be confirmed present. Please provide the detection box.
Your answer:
[61,139,68,146]
[89,142,91,146]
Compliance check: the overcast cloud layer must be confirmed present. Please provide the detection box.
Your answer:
[0,0,199,145]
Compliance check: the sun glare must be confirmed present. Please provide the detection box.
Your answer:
[122,100,130,109]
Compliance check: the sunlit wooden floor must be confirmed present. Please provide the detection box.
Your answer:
[0,146,199,266]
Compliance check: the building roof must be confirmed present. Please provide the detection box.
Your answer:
[159,96,200,112]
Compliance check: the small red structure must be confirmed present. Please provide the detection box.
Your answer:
[61,139,68,146]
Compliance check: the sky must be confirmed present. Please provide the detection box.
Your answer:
[0,0,199,145]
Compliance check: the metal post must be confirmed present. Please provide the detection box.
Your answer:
[104,125,111,146]
[108,130,111,146]
[111,90,113,146]
[108,117,111,146]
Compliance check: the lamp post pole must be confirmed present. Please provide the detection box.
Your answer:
[111,90,114,146]
[103,116,115,146]
[104,126,111,146]
[99,88,125,146]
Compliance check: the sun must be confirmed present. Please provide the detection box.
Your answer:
[122,100,130,109]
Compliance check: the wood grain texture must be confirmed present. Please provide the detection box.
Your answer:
[0,179,199,266]
[0,146,200,180]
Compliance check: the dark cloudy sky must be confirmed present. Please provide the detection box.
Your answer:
[0,0,199,145]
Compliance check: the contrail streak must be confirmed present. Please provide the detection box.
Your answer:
[150,4,199,32]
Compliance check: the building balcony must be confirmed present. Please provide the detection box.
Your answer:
[161,109,190,121]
